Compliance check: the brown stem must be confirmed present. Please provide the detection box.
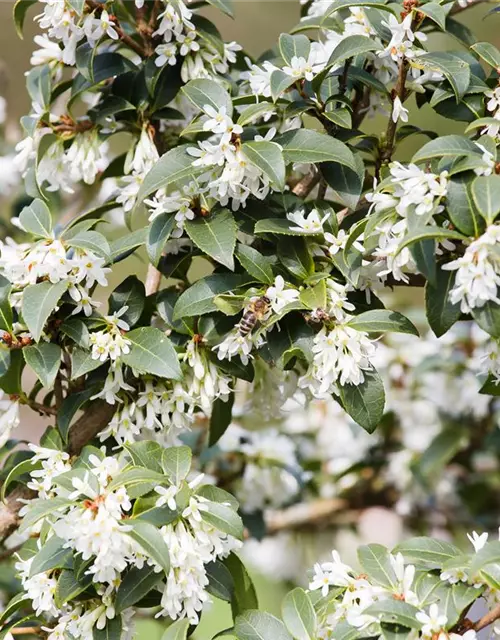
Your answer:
[23,400,57,416]
[10,627,42,636]
[0,401,115,543]
[85,0,148,57]
[380,59,407,165]
[291,173,320,198]
[474,603,500,632]
[265,498,349,534]
[145,264,162,296]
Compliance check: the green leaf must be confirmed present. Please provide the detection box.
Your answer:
[472,301,500,338]
[161,446,192,484]
[270,70,297,102]
[471,541,500,574]
[425,267,462,337]
[223,553,258,617]
[109,228,148,263]
[205,0,234,16]
[0,348,10,377]
[327,35,380,67]
[471,175,500,224]
[60,318,90,348]
[412,135,481,164]
[115,566,161,613]
[182,78,233,115]
[346,310,418,336]
[122,327,182,379]
[19,198,52,238]
[109,276,145,328]
[242,141,286,190]
[55,569,92,608]
[122,520,170,573]
[418,53,470,101]
[23,342,61,388]
[57,386,97,442]
[22,281,68,342]
[0,275,13,332]
[471,41,500,68]
[93,616,122,640]
[364,600,420,628]
[156,290,195,336]
[235,245,274,284]
[125,441,164,473]
[162,619,190,640]
[209,393,235,447]
[282,588,316,640]
[279,33,311,65]
[201,501,244,539]
[277,129,356,169]
[300,280,327,310]
[0,350,23,394]
[1,457,40,501]
[410,240,436,287]
[66,231,110,260]
[254,218,321,236]
[13,0,37,38]
[185,209,237,270]
[235,611,292,640]
[446,177,484,237]
[206,560,235,602]
[396,227,466,255]
[29,536,72,577]
[108,467,166,493]
[394,537,462,569]
[237,102,277,126]
[417,2,447,30]
[339,369,385,433]
[358,544,398,589]
[70,349,102,380]
[173,274,251,319]
[147,213,175,266]
[0,593,31,627]
[324,0,391,16]
[278,237,314,280]
[135,145,202,205]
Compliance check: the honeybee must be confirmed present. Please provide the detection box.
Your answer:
[238,296,271,336]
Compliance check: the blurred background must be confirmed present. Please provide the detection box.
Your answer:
[1,1,500,638]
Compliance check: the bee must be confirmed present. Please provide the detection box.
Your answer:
[238,296,271,336]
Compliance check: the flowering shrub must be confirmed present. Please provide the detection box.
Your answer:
[3,0,500,638]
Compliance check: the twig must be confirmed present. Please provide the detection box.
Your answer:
[10,627,42,636]
[22,400,57,416]
[85,0,148,57]
[265,498,349,534]
[145,264,162,296]
[474,603,500,632]
[291,173,320,198]
[0,401,115,543]
[380,60,407,164]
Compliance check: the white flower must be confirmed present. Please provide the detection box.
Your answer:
[282,55,316,81]
[442,225,500,313]
[325,229,363,255]
[392,96,409,123]
[265,275,300,314]
[0,394,20,448]
[155,485,179,510]
[468,531,488,552]
[416,604,447,637]
[214,331,254,365]
[287,208,328,234]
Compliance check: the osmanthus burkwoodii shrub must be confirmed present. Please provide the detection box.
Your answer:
[2,0,500,638]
